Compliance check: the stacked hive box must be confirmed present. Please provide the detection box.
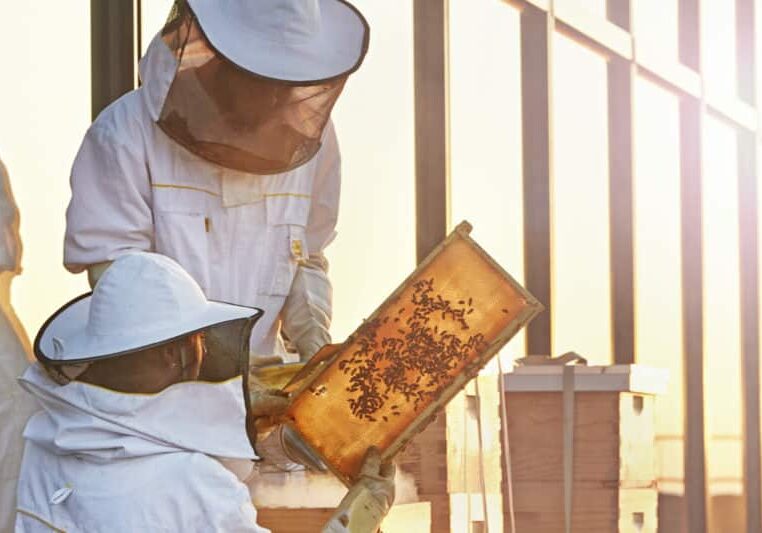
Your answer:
[397,371,505,532]
[503,365,668,533]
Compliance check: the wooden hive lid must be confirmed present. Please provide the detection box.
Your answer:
[503,364,669,395]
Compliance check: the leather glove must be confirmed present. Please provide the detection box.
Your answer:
[247,388,290,419]
[322,447,396,533]
[281,261,332,362]
[255,425,326,472]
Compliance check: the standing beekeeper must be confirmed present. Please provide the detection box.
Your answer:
[64,0,369,362]
[15,252,395,532]
[0,158,39,532]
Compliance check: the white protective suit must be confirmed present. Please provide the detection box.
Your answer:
[64,33,338,359]
[0,158,38,533]
[15,364,267,532]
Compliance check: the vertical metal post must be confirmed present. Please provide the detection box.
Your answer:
[737,2,761,530]
[90,0,137,120]
[521,4,553,356]
[678,0,708,529]
[739,127,761,533]
[414,0,450,264]
[413,4,451,532]
[679,93,707,533]
[606,0,635,364]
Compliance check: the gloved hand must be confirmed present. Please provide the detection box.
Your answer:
[247,388,290,419]
[255,424,326,472]
[322,447,396,533]
[354,447,396,514]
[281,262,332,362]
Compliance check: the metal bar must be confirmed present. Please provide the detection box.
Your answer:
[679,94,708,533]
[414,0,449,264]
[738,128,761,533]
[704,95,757,132]
[737,2,760,529]
[607,54,635,364]
[521,5,553,356]
[554,1,632,60]
[678,0,707,529]
[635,55,703,99]
[606,0,630,30]
[737,0,755,106]
[90,0,136,120]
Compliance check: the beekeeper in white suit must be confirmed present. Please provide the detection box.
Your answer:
[0,158,39,533]
[15,252,394,532]
[64,0,369,362]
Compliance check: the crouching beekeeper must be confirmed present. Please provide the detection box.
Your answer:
[14,253,394,532]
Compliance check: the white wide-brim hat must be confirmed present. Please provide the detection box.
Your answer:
[186,0,370,83]
[35,252,261,364]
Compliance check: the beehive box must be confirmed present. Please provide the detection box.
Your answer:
[503,365,668,533]
[256,502,432,532]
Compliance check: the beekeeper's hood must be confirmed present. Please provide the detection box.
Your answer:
[25,252,264,460]
[139,0,369,175]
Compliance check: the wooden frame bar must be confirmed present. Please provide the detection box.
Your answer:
[90,0,136,120]
[414,0,450,264]
[521,5,553,356]
[286,221,543,485]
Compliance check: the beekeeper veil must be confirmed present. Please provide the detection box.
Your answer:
[33,253,268,453]
[155,0,369,174]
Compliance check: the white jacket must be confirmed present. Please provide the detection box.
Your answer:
[0,158,38,533]
[64,34,339,357]
[15,364,267,532]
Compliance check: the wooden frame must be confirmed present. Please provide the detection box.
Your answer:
[286,222,543,485]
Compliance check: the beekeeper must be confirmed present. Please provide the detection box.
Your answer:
[15,252,394,532]
[64,0,369,361]
[0,158,39,533]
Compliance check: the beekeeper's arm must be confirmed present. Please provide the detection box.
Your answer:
[64,123,153,286]
[281,121,340,362]
[323,447,396,533]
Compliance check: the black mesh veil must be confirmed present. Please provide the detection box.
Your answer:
[157,1,347,175]
[37,317,258,394]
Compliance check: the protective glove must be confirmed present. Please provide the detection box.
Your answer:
[322,447,396,533]
[247,388,290,419]
[281,260,332,362]
[255,425,326,473]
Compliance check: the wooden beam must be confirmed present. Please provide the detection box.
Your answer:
[414,0,449,264]
[520,5,553,356]
[90,0,136,120]
[607,55,635,365]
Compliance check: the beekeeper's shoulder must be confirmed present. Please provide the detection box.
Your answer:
[86,88,150,151]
